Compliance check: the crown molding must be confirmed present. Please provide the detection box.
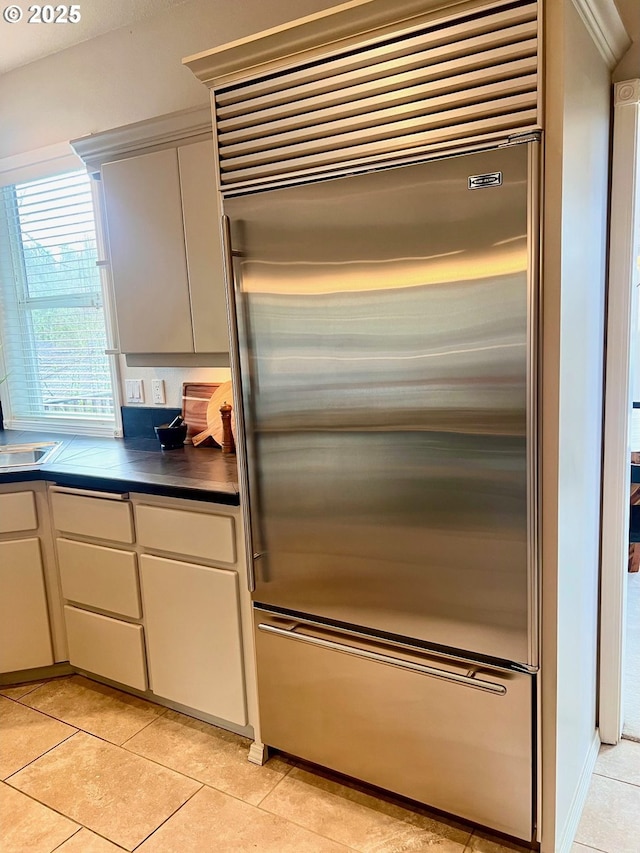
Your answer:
[615,78,640,106]
[183,0,515,89]
[571,0,631,69]
[70,106,212,173]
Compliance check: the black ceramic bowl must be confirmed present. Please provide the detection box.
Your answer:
[154,423,188,449]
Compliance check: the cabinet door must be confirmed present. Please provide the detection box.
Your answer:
[102,149,194,353]
[179,141,229,354]
[0,539,53,672]
[140,554,246,724]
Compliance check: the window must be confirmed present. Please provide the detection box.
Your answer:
[0,169,118,435]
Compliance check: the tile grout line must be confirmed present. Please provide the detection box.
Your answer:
[592,770,640,790]
[3,723,205,853]
[0,681,52,702]
[48,825,83,853]
[253,773,473,853]
[130,782,204,851]
[131,783,362,853]
[255,763,476,848]
[252,760,298,809]
[4,726,203,852]
[1,768,85,836]
[45,817,131,853]
[234,778,361,853]
[117,735,299,812]
[3,728,80,785]
[118,706,170,748]
[11,680,171,750]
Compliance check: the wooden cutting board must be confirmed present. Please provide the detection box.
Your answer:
[192,381,236,447]
[181,383,219,444]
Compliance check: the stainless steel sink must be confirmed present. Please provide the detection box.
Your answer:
[0,441,62,471]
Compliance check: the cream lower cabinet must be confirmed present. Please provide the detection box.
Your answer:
[140,554,246,725]
[0,538,53,672]
[51,487,247,728]
[51,488,146,691]
[0,487,54,673]
[136,499,247,725]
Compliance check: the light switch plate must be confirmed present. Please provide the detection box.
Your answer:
[125,379,144,403]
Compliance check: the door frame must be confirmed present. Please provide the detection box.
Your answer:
[599,79,640,744]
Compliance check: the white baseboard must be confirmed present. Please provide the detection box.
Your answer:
[557,730,601,853]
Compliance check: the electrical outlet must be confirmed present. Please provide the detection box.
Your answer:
[125,379,144,403]
[151,379,166,405]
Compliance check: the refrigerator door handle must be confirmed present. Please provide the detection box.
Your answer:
[257,623,507,695]
[221,214,258,593]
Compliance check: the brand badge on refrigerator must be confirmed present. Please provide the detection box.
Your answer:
[468,172,503,189]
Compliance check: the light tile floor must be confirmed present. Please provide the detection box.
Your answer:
[573,739,640,853]
[0,674,635,852]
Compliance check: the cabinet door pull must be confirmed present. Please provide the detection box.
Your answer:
[49,486,129,501]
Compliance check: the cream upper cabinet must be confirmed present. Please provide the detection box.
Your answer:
[178,140,229,353]
[101,140,228,355]
[102,148,193,354]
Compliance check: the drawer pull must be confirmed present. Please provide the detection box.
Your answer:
[50,486,128,501]
[258,623,507,695]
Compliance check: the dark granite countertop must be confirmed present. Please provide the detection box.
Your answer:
[0,429,239,505]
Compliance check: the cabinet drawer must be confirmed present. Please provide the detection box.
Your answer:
[64,605,147,690]
[51,491,133,543]
[0,491,37,533]
[58,538,141,618]
[136,504,235,564]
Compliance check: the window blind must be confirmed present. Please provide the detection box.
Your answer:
[0,170,117,434]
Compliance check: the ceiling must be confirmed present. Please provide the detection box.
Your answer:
[0,0,637,76]
[0,0,192,74]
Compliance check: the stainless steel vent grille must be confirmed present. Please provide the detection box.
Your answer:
[214,0,539,192]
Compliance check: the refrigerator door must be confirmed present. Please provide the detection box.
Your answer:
[254,607,534,841]
[226,142,535,666]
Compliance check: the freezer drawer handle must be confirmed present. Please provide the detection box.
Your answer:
[258,623,507,695]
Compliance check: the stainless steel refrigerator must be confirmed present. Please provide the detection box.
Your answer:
[223,139,539,841]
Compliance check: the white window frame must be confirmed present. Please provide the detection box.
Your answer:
[0,143,123,436]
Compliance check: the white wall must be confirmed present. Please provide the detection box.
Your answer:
[541,1,611,850]
[0,0,342,159]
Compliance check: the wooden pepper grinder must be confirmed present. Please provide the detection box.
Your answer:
[220,401,235,455]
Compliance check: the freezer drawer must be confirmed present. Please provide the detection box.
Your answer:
[254,608,533,840]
